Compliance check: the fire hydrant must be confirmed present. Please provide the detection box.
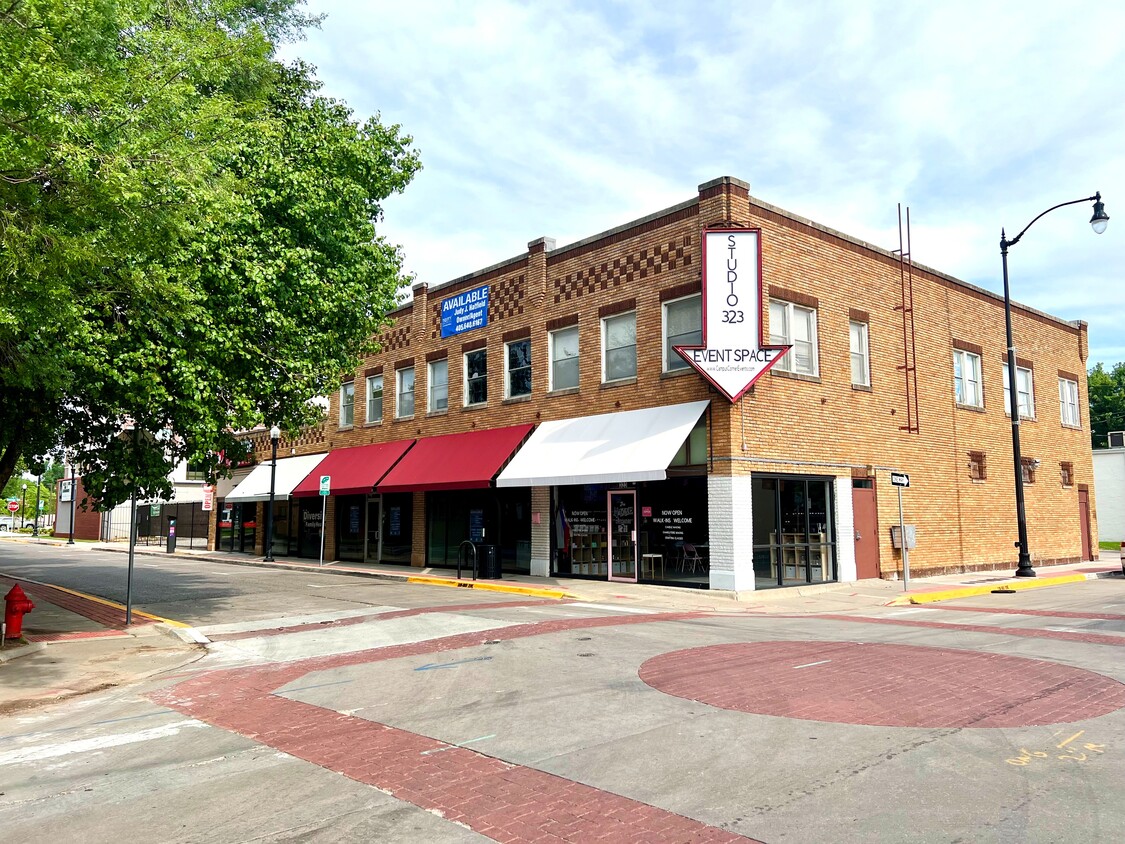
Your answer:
[4,584,34,639]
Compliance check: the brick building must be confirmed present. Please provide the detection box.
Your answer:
[214,176,1097,592]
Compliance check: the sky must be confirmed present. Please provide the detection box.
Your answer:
[277,1,1124,368]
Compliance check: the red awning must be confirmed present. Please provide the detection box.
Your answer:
[377,424,535,493]
[291,439,415,497]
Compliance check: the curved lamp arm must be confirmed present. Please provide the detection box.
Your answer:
[1002,192,1105,251]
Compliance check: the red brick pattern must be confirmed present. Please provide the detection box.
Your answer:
[2,577,155,631]
[639,641,1125,728]
[553,238,692,304]
[814,613,1125,648]
[922,604,1125,622]
[151,611,757,843]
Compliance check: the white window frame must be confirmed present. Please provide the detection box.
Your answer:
[1059,377,1080,427]
[953,349,983,408]
[601,311,637,382]
[428,358,448,413]
[395,366,415,418]
[1002,362,1035,419]
[663,294,702,372]
[339,381,354,428]
[365,374,383,424]
[769,299,818,376]
[849,320,870,387]
[549,325,580,391]
[505,338,532,398]
[463,348,487,407]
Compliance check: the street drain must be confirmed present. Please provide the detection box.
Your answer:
[577,653,596,658]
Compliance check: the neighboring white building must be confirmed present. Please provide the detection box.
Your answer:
[1092,443,1125,543]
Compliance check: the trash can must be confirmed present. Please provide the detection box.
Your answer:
[166,517,177,553]
[476,544,501,579]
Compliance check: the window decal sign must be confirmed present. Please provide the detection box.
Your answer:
[440,284,490,338]
[675,229,789,401]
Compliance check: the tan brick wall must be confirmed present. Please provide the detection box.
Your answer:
[247,177,1093,576]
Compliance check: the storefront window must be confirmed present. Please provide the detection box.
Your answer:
[751,475,836,588]
[337,494,365,561]
[297,498,324,559]
[426,488,530,573]
[380,493,412,564]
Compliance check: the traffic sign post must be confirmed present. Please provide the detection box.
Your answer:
[891,472,911,590]
[6,501,18,513]
[318,476,330,565]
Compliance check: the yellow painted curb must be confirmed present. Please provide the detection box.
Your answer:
[904,573,1089,605]
[405,575,572,600]
[23,581,189,627]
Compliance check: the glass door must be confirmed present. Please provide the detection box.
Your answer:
[607,490,637,582]
[364,495,382,562]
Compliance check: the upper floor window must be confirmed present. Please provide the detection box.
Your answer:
[185,459,209,482]
[1021,456,1037,484]
[366,374,383,423]
[464,349,487,406]
[968,451,987,481]
[428,359,448,413]
[1060,461,1074,487]
[396,366,415,418]
[339,381,355,427]
[664,294,701,372]
[602,311,637,382]
[769,300,818,376]
[550,326,580,390]
[1003,363,1035,419]
[669,416,708,467]
[954,349,983,408]
[1059,378,1080,427]
[505,338,531,398]
[849,321,870,387]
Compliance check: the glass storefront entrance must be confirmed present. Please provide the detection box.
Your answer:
[751,475,836,589]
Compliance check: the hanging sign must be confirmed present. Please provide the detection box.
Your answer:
[440,284,490,338]
[675,229,789,401]
[201,485,214,511]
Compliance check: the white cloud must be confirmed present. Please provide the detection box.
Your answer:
[280,0,1125,364]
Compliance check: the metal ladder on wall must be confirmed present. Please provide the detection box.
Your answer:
[893,204,920,434]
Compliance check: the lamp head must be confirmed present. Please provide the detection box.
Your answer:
[269,424,281,441]
[1091,192,1109,234]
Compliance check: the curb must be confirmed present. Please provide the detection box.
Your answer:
[99,545,578,602]
[889,572,1097,605]
[0,572,191,629]
[0,642,47,663]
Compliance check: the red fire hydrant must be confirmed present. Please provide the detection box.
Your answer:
[4,585,34,639]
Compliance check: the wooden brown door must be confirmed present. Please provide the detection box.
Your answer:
[852,484,880,579]
[1078,487,1093,561]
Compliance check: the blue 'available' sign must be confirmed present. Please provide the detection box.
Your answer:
[440,284,490,338]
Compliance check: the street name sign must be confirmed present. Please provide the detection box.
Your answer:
[890,471,910,488]
[675,229,790,401]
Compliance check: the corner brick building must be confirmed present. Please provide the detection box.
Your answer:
[212,176,1096,592]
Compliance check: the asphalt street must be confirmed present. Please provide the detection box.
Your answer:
[1,545,1124,842]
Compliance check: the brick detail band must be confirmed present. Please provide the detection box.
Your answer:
[768,285,818,309]
[546,314,579,332]
[599,298,637,319]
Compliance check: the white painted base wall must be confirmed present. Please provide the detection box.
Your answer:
[1093,449,1125,542]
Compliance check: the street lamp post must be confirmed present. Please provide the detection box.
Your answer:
[1001,192,1109,577]
[20,484,26,529]
[33,474,41,536]
[264,425,280,562]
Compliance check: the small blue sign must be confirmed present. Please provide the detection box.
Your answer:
[469,509,484,543]
[440,284,490,338]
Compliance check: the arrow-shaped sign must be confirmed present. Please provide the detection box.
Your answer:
[675,229,790,402]
[414,656,493,671]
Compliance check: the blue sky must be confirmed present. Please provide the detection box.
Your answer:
[278,1,1124,367]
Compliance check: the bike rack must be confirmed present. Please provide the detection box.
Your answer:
[457,540,478,581]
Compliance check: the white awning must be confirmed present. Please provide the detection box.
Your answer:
[223,453,328,503]
[496,400,710,488]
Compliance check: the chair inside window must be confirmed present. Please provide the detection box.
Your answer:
[682,542,705,573]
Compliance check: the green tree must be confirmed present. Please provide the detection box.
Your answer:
[1088,362,1125,449]
[1,1,419,506]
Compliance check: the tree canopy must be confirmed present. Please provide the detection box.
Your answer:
[1088,362,1125,449]
[1,0,420,506]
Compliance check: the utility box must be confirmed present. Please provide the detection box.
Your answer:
[476,544,501,579]
[890,525,917,551]
[167,517,177,553]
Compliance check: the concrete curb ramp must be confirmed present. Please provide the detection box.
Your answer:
[889,572,1100,605]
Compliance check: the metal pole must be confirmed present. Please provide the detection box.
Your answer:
[67,460,77,544]
[264,432,278,562]
[33,474,41,536]
[126,492,137,625]
[1002,237,1035,577]
[898,485,909,590]
[319,494,326,566]
[20,485,26,528]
